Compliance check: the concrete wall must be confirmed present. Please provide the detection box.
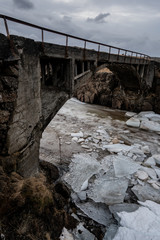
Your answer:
[0,34,72,177]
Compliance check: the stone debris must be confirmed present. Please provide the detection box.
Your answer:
[71,131,84,138]
[72,137,78,142]
[81,144,90,149]
[65,141,71,145]
[77,138,85,143]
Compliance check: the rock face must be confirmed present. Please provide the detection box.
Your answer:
[75,63,160,114]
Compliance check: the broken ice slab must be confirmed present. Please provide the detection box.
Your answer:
[63,153,101,192]
[125,112,137,118]
[109,203,139,215]
[113,200,160,240]
[77,191,87,201]
[140,120,160,133]
[139,200,160,216]
[126,117,140,128]
[73,223,97,240]
[71,131,84,138]
[137,111,155,118]
[113,227,160,240]
[87,175,129,205]
[60,227,74,240]
[76,201,112,226]
[119,134,133,145]
[144,157,156,167]
[152,154,160,164]
[132,183,160,203]
[109,203,139,222]
[139,166,157,180]
[103,144,133,153]
[113,155,141,177]
[135,170,149,181]
[152,166,160,178]
[103,224,118,240]
[138,111,160,121]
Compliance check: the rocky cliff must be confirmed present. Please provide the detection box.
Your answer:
[75,63,160,113]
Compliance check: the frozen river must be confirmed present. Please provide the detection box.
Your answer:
[40,98,160,240]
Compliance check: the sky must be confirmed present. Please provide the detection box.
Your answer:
[0,0,160,56]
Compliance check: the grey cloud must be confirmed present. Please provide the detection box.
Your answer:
[87,13,110,23]
[63,16,72,22]
[13,0,34,9]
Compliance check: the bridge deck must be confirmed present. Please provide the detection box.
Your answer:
[0,14,150,65]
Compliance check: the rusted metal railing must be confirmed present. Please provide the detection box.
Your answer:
[0,14,150,63]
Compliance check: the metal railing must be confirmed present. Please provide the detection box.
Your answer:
[0,14,150,63]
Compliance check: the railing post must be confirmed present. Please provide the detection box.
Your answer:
[97,44,100,62]
[117,49,120,61]
[124,50,127,63]
[135,53,137,63]
[3,17,10,39]
[143,54,145,64]
[83,40,86,60]
[65,35,68,58]
[130,52,133,64]
[108,46,111,61]
[139,54,142,65]
[41,29,44,51]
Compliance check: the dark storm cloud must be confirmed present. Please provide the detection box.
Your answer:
[13,0,34,9]
[87,13,110,23]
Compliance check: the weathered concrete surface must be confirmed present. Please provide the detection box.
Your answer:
[0,34,72,176]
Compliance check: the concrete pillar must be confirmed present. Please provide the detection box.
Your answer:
[82,62,84,73]
[87,61,90,70]
[74,62,77,76]
[144,62,155,87]
[139,65,145,79]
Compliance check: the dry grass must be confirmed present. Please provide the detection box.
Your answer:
[97,67,112,74]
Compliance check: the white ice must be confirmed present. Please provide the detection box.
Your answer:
[113,200,160,240]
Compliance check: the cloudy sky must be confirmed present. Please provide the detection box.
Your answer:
[0,0,160,56]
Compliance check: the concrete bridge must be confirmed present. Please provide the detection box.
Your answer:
[0,15,156,177]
